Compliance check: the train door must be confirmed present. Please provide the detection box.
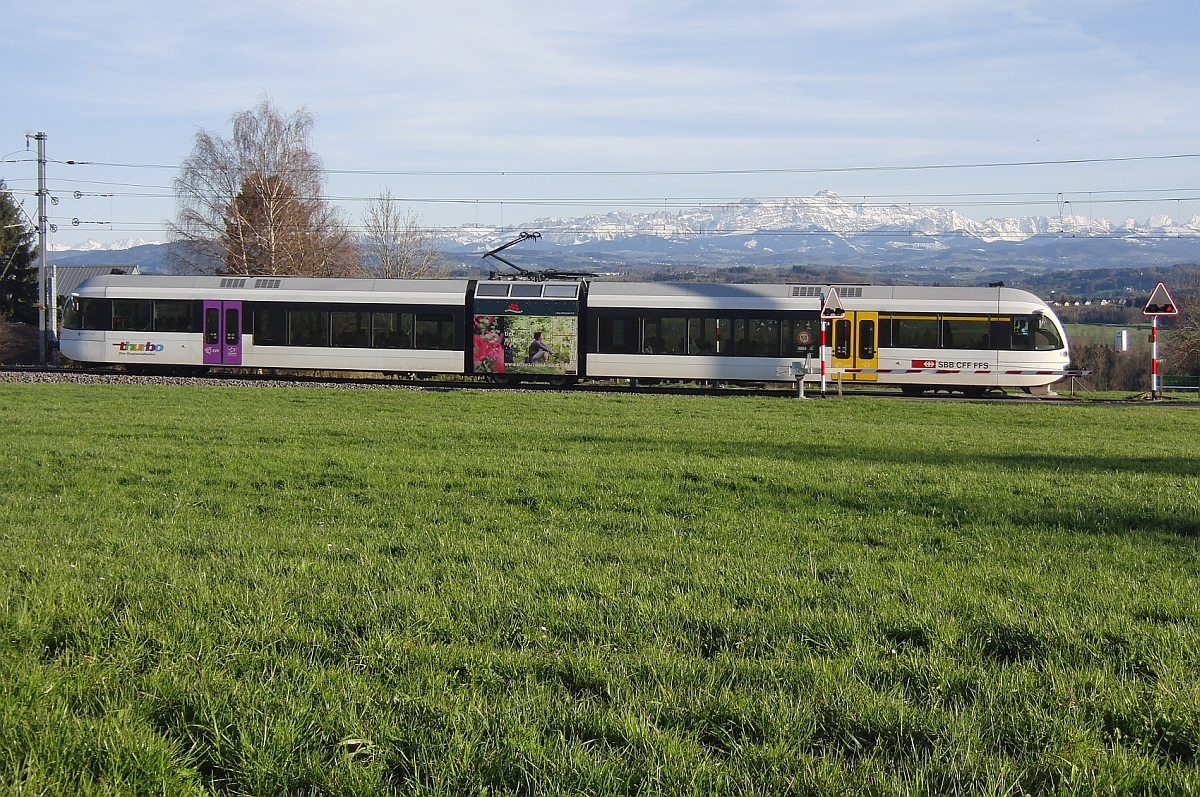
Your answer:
[829,312,878,381]
[830,317,853,378]
[855,311,878,381]
[203,300,242,365]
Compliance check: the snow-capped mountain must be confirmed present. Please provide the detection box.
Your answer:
[42,192,1200,273]
[48,237,163,253]
[441,191,1200,251]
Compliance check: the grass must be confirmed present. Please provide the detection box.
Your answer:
[1,383,1199,795]
[1064,324,1160,348]
[1063,324,1153,347]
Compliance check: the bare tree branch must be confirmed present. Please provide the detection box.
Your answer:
[168,98,359,276]
[1164,266,1200,375]
[360,190,444,279]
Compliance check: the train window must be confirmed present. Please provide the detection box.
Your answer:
[254,307,287,345]
[877,317,892,348]
[372,312,412,348]
[643,317,686,355]
[892,316,938,348]
[205,307,220,344]
[543,285,578,298]
[415,313,456,349]
[1033,315,1063,351]
[332,311,372,348]
[289,309,329,347]
[112,299,152,332]
[858,319,876,359]
[476,283,510,297]
[597,316,639,354]
[688,318,727,355]
[941,318,989,350]
[783,318,820,357]
[989,319,1012,350]
[1010,317,1032,350]
[153,300,195,333]
[734,318,780,357]
[510,284,542,298]
[833,319,851,359]
[62,298,84,330]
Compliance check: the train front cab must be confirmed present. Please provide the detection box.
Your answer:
[829,311,879,381]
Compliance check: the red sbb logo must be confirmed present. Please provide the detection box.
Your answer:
[912,359,937,369]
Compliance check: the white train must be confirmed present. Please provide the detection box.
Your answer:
[59,275,1072,395]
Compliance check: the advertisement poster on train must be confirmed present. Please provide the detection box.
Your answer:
[473,314,578,375]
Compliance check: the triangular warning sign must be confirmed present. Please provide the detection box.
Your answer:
[1143,282,1179,316]
[821,286,846,318]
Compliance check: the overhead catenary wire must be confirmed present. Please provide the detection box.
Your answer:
[11,150,1198,240]
[11,175,1200,204]
[32,218,1200,240]
[5,151,1196,175]
[16,187,1200,210]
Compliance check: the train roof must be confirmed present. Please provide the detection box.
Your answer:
[587,282,1038,301]
[586,282,1050,313]
[70,274,472,305]
[69,274,1052,315]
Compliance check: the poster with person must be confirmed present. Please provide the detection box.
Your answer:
[472,312,577,375]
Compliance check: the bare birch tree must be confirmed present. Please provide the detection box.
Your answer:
[360,190,443,278]
[169,98,359,276]
[1164,266,1200,375]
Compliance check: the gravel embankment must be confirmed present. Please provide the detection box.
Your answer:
[0,369,441,391]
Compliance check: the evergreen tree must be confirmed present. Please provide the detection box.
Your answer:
[0,180,38,324]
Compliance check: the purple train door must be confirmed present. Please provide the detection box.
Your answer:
[203,301,222,364]
[223,301,243,365]
[203,300,243,365]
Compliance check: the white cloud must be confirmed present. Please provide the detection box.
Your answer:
[4,0,1199,242]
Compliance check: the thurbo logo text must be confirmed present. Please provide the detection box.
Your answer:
[113,341,165,353]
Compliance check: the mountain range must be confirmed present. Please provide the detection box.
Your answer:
[48,192,1200,275]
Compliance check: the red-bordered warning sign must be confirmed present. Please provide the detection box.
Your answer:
[821,286,845,318]
[1143,283,1179,316]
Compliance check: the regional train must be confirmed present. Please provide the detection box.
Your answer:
[58,275,1072,395]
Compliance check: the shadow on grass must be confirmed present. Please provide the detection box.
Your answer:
[566,434,1200,537]
[562,433,1200,478]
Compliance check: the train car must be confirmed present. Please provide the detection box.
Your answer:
[60,275,471,374]
[585,282,1069,395]
[59,275,1071,394]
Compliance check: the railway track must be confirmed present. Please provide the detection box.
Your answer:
[0,364,1129,403]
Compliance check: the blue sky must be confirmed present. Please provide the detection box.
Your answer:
[3,0,1199,245]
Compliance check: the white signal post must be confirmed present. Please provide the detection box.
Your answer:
[1142,282,1179,399]
[820,287,846,396]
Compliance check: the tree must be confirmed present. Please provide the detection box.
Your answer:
[1163,266,1200,375]
[170,98,358,276]
[0,180,37,324]
[359,190,443,278]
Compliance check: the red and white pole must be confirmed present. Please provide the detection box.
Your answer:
[820,321,828,394]
[1151,316,1159,398]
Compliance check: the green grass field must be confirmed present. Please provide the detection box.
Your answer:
[1064,324,1153,347]
[2,383,1199,796]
